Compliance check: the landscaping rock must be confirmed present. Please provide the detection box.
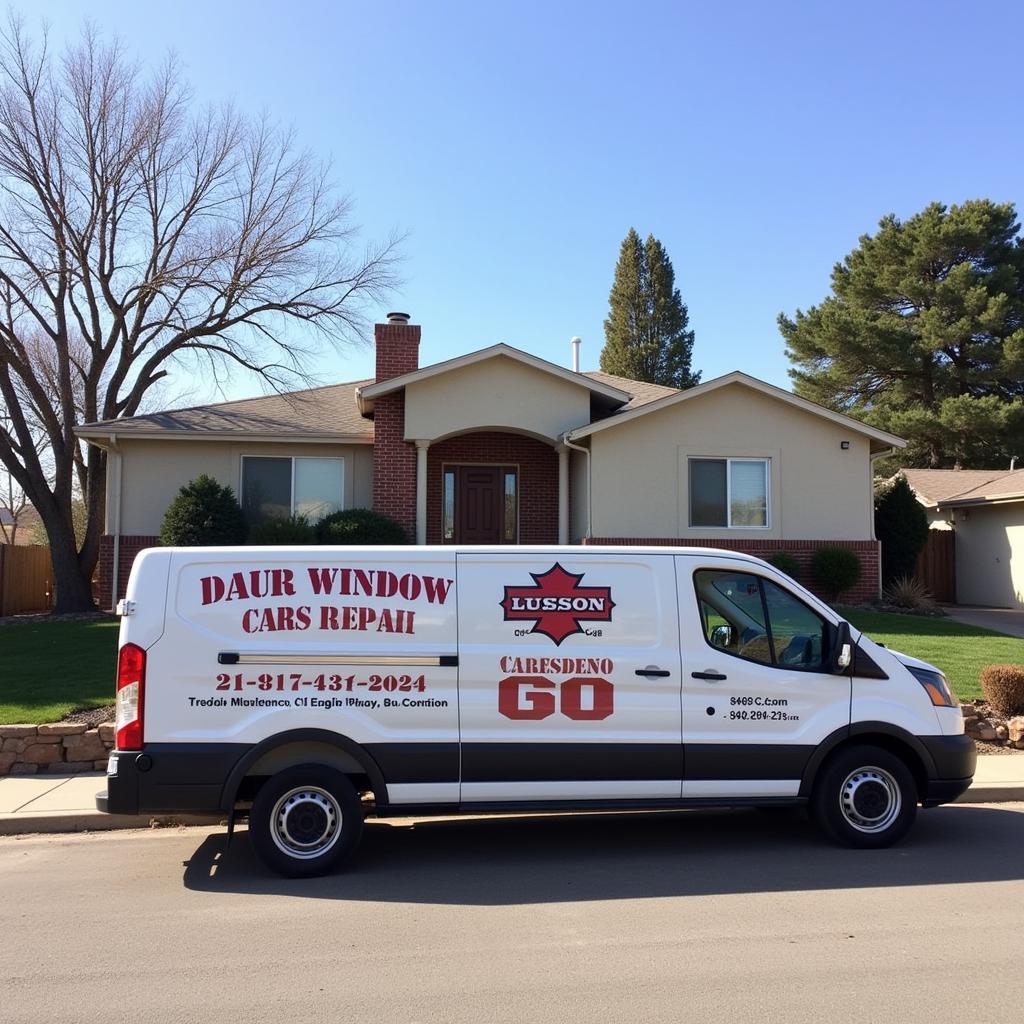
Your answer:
[63,730,106,761]
[37,722,87,736]
[97,723,115,743]
[30,734,61,745]
[2,738,26,754]
[57,761,96,773]
[995,724,1010,741]
[976,723,997,741]
[0,752,16,774]
[1008,717,1024,744]
[0,725,38,738]
[93,759,108,771]
[20,743,63,765]
[9,764,37,774]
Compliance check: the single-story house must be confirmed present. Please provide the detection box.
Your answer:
[77,314,905,608]
[903,467,1024,609]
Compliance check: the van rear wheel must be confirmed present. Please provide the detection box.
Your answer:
[811,745,917,849]
[249,765,363,877]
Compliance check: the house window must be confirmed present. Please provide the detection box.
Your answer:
[241,456,344,523]
[689,458,769,528]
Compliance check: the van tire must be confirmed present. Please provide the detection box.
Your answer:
[249,765,363,877]
[811,745,917,849]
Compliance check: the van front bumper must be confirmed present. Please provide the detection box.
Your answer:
[919,734,977,807]
[99,745,247,815]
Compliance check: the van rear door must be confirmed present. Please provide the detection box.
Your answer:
[677,557,851,798]
[456,552,683,803]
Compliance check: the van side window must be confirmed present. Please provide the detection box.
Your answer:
[694,570,828,672]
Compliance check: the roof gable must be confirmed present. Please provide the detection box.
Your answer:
[357,343,631,415]
[566,370,906,451]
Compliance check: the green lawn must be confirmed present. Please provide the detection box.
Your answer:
[0,617,119,725]
[842,609,1024,702]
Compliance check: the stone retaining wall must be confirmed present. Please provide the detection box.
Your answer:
[0,723,115,775]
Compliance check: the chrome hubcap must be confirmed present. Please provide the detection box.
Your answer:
[270,786,342,859]
[839,766,901,834]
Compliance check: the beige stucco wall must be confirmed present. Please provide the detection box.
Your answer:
[569,448,589,543]
[587,383,875,541]
[950,503,1024,609]
[107,439,373,535]
[403,355,592,443]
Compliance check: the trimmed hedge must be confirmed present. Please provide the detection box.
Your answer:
[248,515,316,545]
[160,474,247,547]
[980,664,1024,717]
[768,551,800,580]
[315,508,410,545]
[811,545,862,603]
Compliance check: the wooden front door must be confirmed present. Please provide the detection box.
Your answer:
[451,465,516,543]
[456,467,503,543]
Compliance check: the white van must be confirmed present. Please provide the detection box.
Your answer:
[99,545,975,877]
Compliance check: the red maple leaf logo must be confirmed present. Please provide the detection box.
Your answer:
[500,563,615,646]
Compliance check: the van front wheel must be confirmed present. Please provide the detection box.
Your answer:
[249,765,363,877]
[811,745,917,849]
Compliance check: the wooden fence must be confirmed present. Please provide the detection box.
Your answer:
[0,545,54,616]
[915,529,956,604]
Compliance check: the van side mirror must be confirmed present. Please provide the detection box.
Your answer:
[831,620,853,674]
[710,624,735,649]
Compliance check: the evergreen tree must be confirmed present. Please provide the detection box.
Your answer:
[780,200,1024,468]
[875,475,930,585]
[600,229,700,388]
[160,475,248,547]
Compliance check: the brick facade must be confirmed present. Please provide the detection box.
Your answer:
[98,533,160,608]
[425,431,559,544]
[371,319,420,539]
[583,536,881,603]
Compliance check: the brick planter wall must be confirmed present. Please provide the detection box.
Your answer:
[583,537,881,604]
[97,534,160,609]
[425,432,559,544]
[0,722,115,776]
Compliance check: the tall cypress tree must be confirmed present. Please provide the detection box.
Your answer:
[600,229,700,388]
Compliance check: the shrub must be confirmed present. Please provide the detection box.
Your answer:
[881,575,937,613]
[810,545,861,603]
[768,551,800,579]
[315,508,410,545]
[875,474,929,586]
[160,474,247,547]
[248,515,316,545]
[980,664,1024,717]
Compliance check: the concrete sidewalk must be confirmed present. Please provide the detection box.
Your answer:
[1,755,1023,836]
[942,605,1024,638]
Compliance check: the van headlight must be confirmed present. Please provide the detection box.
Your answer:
[908,666,958,708]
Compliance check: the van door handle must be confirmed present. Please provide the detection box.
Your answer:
[691,670,727,681]
[635,667,671,677]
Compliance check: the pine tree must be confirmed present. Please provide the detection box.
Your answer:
[600,229,700,388]
[780,200,1024,468]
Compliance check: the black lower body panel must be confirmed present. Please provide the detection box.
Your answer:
[102,744,249,814]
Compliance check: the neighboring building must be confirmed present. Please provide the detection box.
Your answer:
[903,467,1024,608]
[77,314,905,607]
[0,505,42,546]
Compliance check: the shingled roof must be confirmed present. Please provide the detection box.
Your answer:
[902,467,1024,507]
[77,379,374,443]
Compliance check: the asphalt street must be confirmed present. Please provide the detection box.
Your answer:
[3,803,1024,1024]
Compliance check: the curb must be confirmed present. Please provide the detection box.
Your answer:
[0,810,222,836]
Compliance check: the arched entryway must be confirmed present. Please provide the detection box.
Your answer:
[423,431,562,544]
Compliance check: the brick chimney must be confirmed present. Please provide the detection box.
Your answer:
[372,313,420,539]
[374,311,420,382]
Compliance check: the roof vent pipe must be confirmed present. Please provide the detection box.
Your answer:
[386,312,411,324]
[571,336,581,373]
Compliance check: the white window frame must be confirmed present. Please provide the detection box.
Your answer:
[240,455,345,520]
[688,457,770,530]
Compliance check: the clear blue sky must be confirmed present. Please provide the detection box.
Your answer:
[25,0,1024,401]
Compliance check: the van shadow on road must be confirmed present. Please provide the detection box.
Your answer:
[181,804,1024,905]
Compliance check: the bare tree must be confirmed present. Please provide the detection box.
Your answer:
[0,18,399,611]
